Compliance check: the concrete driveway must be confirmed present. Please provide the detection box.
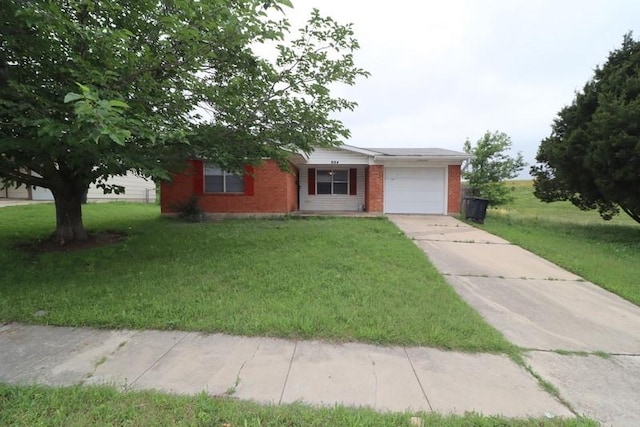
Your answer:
[389,215,640,427]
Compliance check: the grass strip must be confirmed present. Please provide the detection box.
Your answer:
[0,383,597,426]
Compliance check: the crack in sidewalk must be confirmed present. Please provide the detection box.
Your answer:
[279,341,297,404]
[526,348,640,358]
[226,342,262,395]
[443,272,584,282]
[369,353,378,408]
[82,335,133,383]
[403,347,433,411]
[412,237,512,245]
[127,332,190,391]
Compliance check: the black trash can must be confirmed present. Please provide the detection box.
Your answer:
[465,197,489,224]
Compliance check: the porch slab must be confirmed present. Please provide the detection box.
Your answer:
[292,211,383,217]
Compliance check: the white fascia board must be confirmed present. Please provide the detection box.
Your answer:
[338,144,381,156]
[373,155,471,164]
[277,145,378,164]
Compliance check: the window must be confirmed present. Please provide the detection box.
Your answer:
[204,164,244,193]
[317,169,348,195]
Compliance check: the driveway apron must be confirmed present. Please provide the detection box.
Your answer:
[389,214,640,426]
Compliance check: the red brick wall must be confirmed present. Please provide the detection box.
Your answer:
[447,164,462,214]
[365,165,384,212]
[161,160,298,214]
[160,160,201,213]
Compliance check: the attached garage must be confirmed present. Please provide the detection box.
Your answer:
[384,167,446,214]
[291,146,468,215]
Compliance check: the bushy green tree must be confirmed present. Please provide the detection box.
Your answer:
[463,131,526,206]
[531,33,640,224]
[0,0,368,243]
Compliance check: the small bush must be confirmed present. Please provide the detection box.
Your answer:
[177,196,205,222]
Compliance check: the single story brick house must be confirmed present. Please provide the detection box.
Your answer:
[160,145,471,215]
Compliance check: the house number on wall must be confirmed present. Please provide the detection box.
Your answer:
[331,160,339,164]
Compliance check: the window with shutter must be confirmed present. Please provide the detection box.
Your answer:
[204,164,244,193]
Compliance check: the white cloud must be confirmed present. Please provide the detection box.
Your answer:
[280,0,640,175]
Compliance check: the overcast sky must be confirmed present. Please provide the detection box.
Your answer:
[284,1,640,176]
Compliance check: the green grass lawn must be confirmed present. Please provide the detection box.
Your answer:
[0,384,595,427]
[477,181,640,305]
[0,202,512,353]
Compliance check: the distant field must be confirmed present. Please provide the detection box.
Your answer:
[477,181,640,306]
[490,180,638,226]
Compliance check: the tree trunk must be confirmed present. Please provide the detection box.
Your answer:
[52,186,88,244]
[621,206,640,225]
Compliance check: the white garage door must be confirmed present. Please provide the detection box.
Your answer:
[384,167,445,214]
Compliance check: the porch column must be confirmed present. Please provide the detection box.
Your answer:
[365,165,384,212]
[447,164,462,214]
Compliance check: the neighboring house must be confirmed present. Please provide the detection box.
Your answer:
[161,145,470,215]
[0,171,156,203]
[0,181,30,199]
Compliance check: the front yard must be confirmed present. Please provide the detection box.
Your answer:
[0,203,512,353]
[1,202,600,426]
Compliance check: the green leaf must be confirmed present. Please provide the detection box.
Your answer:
[107,100,129,109]
[63,92,84,104]
[76,82,91,94]
[109,133,127,146]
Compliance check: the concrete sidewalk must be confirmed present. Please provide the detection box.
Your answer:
[389,215,640,427]
[0,322,569,418]
[0,199,50,208]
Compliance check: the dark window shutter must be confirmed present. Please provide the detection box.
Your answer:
[244,165,255,196]
[192,160,204,195]
[349,168,357,195]
[308,168,316,195]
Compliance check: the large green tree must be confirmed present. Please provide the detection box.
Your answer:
[463,131,525,206]
[0,0,368,243]
[531,33,640,224]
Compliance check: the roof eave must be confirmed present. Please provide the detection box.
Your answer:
[373,155,472,162]
[338,144,382,156]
